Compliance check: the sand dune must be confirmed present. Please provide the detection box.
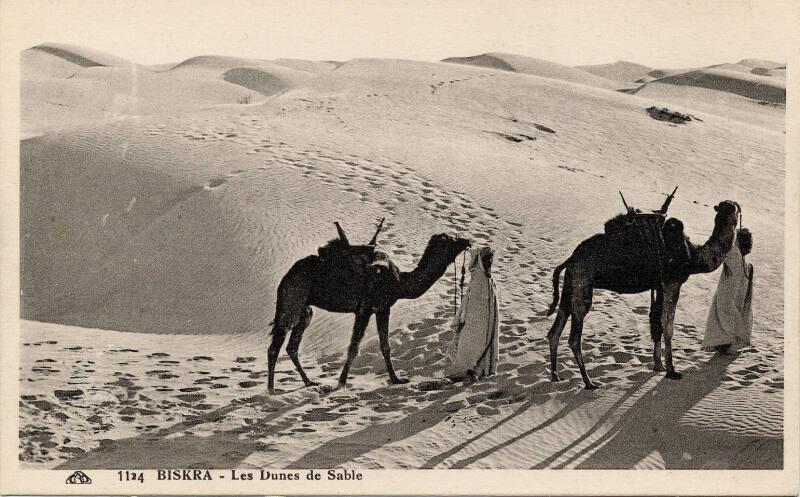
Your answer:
[30,42,134,68]
[736,58,784,70]
[577,61,652,83]
[21,134,274,336]
[634,82,785,131]
[646,68,692,79]
[21,66,258,133]
[711,62,757,74]
[222,67,293,97]
[769,68,786,79]
[647,67,786,104]
[21,50,323,133]
[21,49,82,79]
[19,46,784,470]
[443,53,624,90]
[625,60,787,129]
[222,66,316,97]
[271,58,338,73]
[711,61,786,79]
[169,56,318,94]
[168,55,274,72]
[145,62,181,72]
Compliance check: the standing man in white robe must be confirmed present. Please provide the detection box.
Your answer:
[446,246,499,384]
[702,228,754,354]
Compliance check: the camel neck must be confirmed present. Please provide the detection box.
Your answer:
[690,215,737,274]
[398,247,454,299]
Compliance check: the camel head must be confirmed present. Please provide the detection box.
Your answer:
[424,233,472,262]
[713,200,740,224]
[713,200,741,238]
[687,200,741,274]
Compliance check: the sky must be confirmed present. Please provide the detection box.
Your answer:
[2,0,798,68]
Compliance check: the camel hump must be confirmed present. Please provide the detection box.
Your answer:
[604,211,666,236]
[317,239,382,275]
[604,211,669,278]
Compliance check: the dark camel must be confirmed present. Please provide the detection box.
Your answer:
[546,200,740,389]
[268,226,471,394]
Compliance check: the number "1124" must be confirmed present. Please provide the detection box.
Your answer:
[117,470,144,483]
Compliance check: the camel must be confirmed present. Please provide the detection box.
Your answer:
[268,223,471,394]
[546,199,740,389]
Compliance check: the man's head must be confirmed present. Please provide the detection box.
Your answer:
[737,228,753,256]
[480,246,495,274]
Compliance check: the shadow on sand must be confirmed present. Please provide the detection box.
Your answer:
[57,387,328,469]
[421,380,591,469]
[57,353,781,470]
[426,354,780,469]
[288,363,554,469]
[57,377,461,470]
[574,354,782,469]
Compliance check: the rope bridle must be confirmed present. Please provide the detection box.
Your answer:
[453,250,466,317]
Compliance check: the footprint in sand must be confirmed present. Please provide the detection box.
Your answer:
[175,393,205,403]
[146,369,171,376]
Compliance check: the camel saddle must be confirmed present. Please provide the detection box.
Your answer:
[605,210,666,238]
[604,210,689,280]
[317,239,392,276]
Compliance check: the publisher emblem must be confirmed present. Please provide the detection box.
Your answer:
[65,470,92,484]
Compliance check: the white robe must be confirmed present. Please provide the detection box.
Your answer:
[446,247,499,379]
[702,231,754,352]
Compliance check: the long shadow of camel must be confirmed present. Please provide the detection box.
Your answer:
[421,379,592,469]
[573,354,782,469]
[57,387,329,469]
[287,387,467,469]
[57,375,457,470]
[425,355,780,470]
[286,363,558,469]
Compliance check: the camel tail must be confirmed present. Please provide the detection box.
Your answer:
[547,260,569,316]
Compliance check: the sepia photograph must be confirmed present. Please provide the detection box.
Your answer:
[1,0,797,495]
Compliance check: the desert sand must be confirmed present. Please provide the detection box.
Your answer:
[19,43,785,469]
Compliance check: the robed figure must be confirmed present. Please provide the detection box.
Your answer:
[702,228,754,353]
[446,246,499,382]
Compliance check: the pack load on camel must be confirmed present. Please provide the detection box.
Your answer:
[604,186,685,282]
[316,218,391,275]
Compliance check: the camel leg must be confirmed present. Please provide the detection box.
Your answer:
[661,281,682,380]
[649,288,665,372]
[337,311,372,389]
[568,283,597,390]
[268,325,289,395]
[548,273,572,382]
[286,306,318,387]
[269,268,312,395]
[376,309,407,384]
[547,310,569,382]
